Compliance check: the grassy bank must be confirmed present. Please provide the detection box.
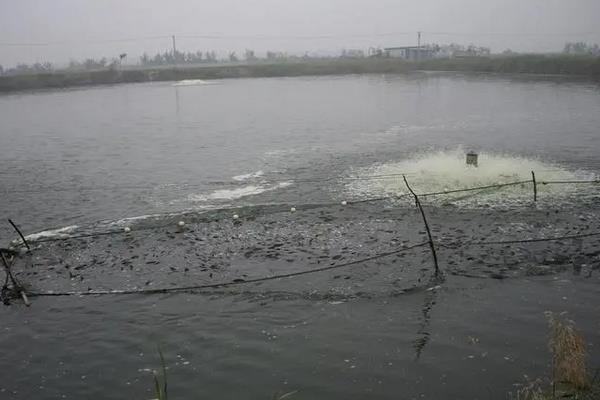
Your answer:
[1,54,599,93]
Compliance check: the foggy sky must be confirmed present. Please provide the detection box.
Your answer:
[1,0,600,67]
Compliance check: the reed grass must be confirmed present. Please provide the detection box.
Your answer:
[151,346,168,400]
[148,347,297,400]
[514,312,598,400]
[546,312,588,392]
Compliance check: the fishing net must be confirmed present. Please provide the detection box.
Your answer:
[6,197,600,302]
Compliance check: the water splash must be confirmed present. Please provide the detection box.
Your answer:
[21,225,79,242]
[346,149,595,206]
[232,170,265,181]
[172,79,218,87]
[187,182,292,202]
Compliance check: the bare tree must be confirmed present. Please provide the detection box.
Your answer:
[245,49,257,61]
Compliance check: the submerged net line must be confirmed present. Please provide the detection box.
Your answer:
[11,220,600,300]
[9,227,600,300]
[8,175,598,246]
[25,242,430,297]
[18,195,409,245]
[2,170,599,195]
[439,231,600,248]
[2,174,599,303]
[0,171,434,194]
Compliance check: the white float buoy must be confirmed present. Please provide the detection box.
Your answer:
[290,207,296,212]
[178,221,185,227]
[341,201,347,206]
[124,226,131,233]
[233,214,239,220]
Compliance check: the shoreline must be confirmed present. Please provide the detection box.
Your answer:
[1,54,599,93]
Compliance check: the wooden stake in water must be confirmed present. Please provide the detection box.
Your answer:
[0,250,30,306]
[8,219,30,251]
[402,175,441,277]
[531,171,538,202]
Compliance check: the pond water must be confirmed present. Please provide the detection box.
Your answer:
[1,73,599,399]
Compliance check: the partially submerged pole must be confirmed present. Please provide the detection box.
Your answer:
[8,219,30,251]
[0,249,30,306]
[403,175,441,278]
[20,291,30,307]
[531,171,538,202]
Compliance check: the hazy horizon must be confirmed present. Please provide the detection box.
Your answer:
[2,0,600,67]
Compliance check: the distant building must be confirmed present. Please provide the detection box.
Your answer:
[341,49,365,58]
[451,46,491,58]
[383,46,435,60]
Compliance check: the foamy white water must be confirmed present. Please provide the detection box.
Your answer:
[21,225,79,243]
[187,182,292,202]
[346,149,595,205]
[232,170,264,181]
[172,79,217,87]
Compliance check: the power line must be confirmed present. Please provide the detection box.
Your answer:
[424,31,600,37]
[2,30,599,48]
[178,32,414,40]
[0,35,171,47]
[0,32,414,48]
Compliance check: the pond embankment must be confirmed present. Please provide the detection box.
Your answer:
[1,54,599,93]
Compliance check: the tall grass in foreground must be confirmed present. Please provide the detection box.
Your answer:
[515,312,599,400]
[151,347,168,400]
[148,312,597,399]
[148,346,297,400]
[547,312,588,392]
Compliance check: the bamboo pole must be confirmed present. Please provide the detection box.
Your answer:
[531,171,537,202]
[402,175,441,277]
[0,250,30,306]
[8,219,30,251]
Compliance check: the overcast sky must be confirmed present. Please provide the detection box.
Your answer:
[1,0,600,67]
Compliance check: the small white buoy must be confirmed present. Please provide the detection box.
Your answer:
[341,201,347,206]
[233,214,239,220]
[290,207,296,212]
[124,226,131,233]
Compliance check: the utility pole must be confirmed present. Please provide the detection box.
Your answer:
[171,35,178,67]
[417,31,422,61]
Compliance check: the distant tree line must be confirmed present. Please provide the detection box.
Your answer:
[2,41,599,77]
[366,43,491,58]
[67,56,125,71]
[563,42,600,56]
[0,61,53,76]
[138,49,302,66]
[423,43,491,57]
[0,55,127,76]
[139,50,219,66]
